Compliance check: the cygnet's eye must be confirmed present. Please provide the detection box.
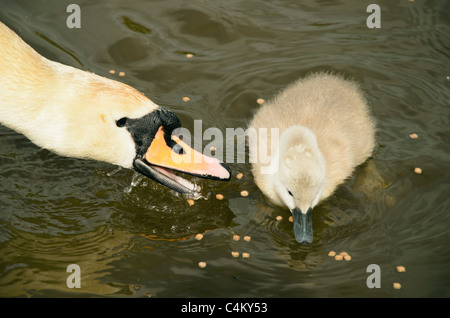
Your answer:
[288,190,293,197]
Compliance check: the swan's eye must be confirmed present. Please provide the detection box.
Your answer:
[288,190,293,197]
[116,117,128,127]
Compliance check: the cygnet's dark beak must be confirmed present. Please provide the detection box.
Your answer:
[292,207,313,244]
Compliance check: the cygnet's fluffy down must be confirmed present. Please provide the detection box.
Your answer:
[248,72,376,243]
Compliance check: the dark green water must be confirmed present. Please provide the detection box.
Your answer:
[0,0,449,297]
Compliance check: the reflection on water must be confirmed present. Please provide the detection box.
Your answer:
[0,0,449,297]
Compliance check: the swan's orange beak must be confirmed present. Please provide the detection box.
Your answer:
[144,127,231,180]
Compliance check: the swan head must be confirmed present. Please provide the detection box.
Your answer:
[274,126,326,243]
[102,101,231,196]
[116,106,231,196]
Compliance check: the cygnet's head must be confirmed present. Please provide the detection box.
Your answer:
[274,126,326,244]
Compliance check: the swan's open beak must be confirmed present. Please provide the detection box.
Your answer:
[133,126,231,195]
[292,207,313,244]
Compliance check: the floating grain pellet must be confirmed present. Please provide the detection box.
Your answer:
[334,254,343,261]
[344,255,352,261]
[339,251,349,257]
[240,190,249,197]
[187,199,195,206]
[414,167,422,174]
[215,193,224,200]
[409,133,418,139]
[393,282,401,290]
[198,261,207,268]
[186,53,193,58]
[182,96,190,102]
[242,252,250,258]
[276,215,283,221]
[109,69,116,74]
[243,235,251,242]
[328,251,336,257]
[195,233,203,241]
[231,251,240,258]
[396,265,406,273]
[288,216,293,222]
[256,98,265,105]
[232,234,240,241]
[236,173,243,179]
[118,71,125,76]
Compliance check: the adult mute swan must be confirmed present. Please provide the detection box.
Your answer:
[249,73,376,243]
[0,21,230,195]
